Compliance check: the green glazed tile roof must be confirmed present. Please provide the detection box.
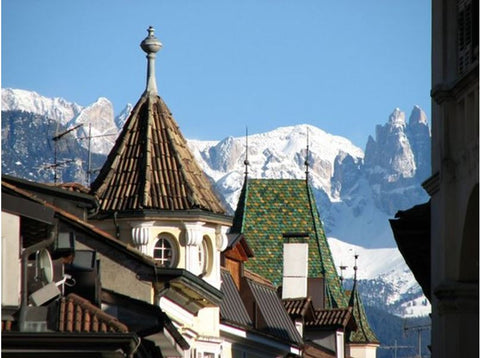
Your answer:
[231,178,347,308]
[349,281,380,344]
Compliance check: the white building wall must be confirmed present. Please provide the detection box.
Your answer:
[349,344,378,358]
[1,212,21,308]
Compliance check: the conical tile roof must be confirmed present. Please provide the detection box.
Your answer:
[348,281,379,344]
[231,178,347,308]
[90,28,225,216]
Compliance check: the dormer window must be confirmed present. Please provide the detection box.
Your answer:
[154,233,177,268]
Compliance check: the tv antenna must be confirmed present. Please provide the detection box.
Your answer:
[77,123,117,186]
[404,320,431,358]
[378,340,414,358]
[50,124,83,183]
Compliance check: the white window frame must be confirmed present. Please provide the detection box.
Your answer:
[153,233,177,268]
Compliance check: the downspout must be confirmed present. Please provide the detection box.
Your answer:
[19,227,56,331]
[113,211,120,239]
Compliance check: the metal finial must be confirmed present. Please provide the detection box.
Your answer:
[353,254,359,281]
[305,127,310,179]
[244,126,250,176]
[339,264,347,285]
[140,26,162,95]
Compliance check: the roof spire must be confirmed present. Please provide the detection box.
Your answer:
[349,254,359,307]
[140,26,162,95]
[244,126,250,177]
[305,126,310,180]
[339,264,347,287]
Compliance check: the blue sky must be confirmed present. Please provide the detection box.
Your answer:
[2,1,431,148]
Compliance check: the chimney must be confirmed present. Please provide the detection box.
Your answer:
[282,241,308,299]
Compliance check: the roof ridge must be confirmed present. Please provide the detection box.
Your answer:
[243,269,275,288]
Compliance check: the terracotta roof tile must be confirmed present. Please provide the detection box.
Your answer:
[305,307,356,330]
[58,293,128,333]
[90,94,225,215]
[283,297,314,318]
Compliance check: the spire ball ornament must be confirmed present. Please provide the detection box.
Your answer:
[140,26,162,54]
[140,26,162,95]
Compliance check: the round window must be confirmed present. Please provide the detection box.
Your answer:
[153,234,177,268]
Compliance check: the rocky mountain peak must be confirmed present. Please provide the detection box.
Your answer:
[409,105,428,126]
[388,107,407,128]
[2,89,431,249]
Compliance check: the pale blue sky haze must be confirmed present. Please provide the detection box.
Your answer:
[2,1,431,148]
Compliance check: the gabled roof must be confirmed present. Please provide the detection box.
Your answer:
[242,270,303,346]
[231,178,347,308]
[283,297,315,320]
[305,307,356,331]
[219,269,253,327]
[2,177,223,314]
[90,93,226,216]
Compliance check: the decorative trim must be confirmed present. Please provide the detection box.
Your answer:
[430,65,479,104]
[183,222,205,246]
[219,324,301,355]
[215,226,229,251]
[422,172,440,196]
[434,281,479,315]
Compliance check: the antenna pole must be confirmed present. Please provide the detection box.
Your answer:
[87,123,92,186]
[54,137,58,184]
[51,123,83,184]
[404,321,431,358]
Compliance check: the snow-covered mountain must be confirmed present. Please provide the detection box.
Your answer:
[1,88,431,317]
[328,238,431,317]
[188,108,430,248]
[2,88,126,156]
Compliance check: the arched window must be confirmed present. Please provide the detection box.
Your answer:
[154,234,177,268]
[199,236,213,276]
[198,239,208,275]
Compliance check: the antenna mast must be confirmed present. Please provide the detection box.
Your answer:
[51,123,83,183]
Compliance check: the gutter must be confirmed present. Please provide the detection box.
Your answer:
[220,323,302,356]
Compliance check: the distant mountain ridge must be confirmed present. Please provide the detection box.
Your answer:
[188,106,430,248]
[1,88,431,318]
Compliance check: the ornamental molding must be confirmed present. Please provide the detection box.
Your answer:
[434,281,479,315]
[215,226,229,251]
[182,221,206,246]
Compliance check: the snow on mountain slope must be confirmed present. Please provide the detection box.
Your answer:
[2,88,127,155]
[189,108,430,249]
[328,237,431,317]
[2,88,83,125]
[189,124,364,210]
[2,88,431,317]
[328,237,406,280]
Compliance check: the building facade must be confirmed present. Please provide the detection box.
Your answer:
[428,0,478,357]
